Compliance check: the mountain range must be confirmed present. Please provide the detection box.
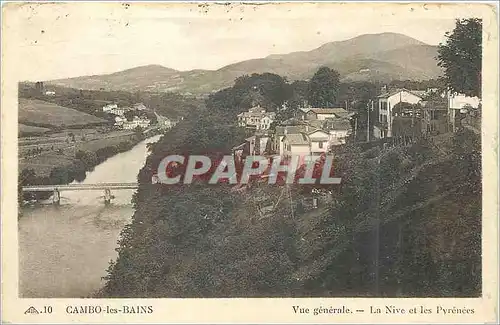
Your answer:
[46,32,443,95]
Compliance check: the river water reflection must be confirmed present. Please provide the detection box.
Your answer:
[18,135,161,298]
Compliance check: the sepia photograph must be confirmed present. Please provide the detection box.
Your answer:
[1,1,498,324]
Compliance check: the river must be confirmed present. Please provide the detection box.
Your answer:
[18,135,161,298]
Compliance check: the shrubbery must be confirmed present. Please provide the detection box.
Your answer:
[99,74,481,298]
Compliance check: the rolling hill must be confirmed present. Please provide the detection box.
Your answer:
[47,32,443,95]
[19,98,108,128]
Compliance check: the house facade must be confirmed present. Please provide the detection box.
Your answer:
[447,92,481,132]
[110,107,128,116]
[260,116,274,130]
[273,125,310,155]
[375,89,423,138]
[103,103,118,113]
[420,100,449,135]
[282,133,311,157]
[237,106,276,130]
[305,108,351,121]
[306,129,330,155]
[114,116,126,127]
[123,116,151,130]
[324,118,352,145]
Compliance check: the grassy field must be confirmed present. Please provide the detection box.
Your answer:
[19,131,136,177]
[18,124,51,136]
[19,98,107,127]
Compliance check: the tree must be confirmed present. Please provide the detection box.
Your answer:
[287,80,309,109]
[307,67,341,107]
[437,18,482,98]
[205,73,295,122]
[75,150,98,169]
[49,166,72,184]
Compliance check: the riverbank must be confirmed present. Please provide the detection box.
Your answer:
[19,129,137,176]
[18,135,161,298]
[19,130,148,203]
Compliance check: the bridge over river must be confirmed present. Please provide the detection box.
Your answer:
[22,182,139,205]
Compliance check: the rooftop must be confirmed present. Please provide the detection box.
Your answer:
[378,88,425,99]
[275,125,307,136]
[305,128,329,136]
[324,118,352,131]
[284,133,310,145]
[309,108,348,114]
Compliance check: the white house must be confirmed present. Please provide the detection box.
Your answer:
[237,106,276,130]
[324,118,352,145]
[375,89,423,138]
[44,90,56,96]
[306,129,331,155]
[447,92,481,132]
[110,107,126,116]
[259,116,274,130]
[103,104,118,113]
[282,133,311,158]
[123,116,151,130]
[273,125,313,155]
[114,116,126,126]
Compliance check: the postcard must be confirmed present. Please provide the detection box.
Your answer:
[1,1,498,323]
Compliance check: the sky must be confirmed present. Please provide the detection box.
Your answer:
[3,2,476,81]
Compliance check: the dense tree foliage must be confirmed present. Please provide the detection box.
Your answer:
[437,18,482,98]
[99,72,481,298]
[307,67,341,107]
[205,73,293,117]
[388,79,446,92]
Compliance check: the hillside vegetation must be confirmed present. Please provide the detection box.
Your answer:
[18,124,51,136]
[47,33,443,94]
[19,82,203,120]
[19,98,107,128]
[99,74,480,298]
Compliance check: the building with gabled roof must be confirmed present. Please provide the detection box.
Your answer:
[305,129,330,155]
[237,106,276,130]
[273,124,315,155]
[282,133,311,157]
[305,107,353,120]
[324,118,352,145]
[375,88,423,138]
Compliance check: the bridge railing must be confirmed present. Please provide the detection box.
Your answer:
[22,182,139,192]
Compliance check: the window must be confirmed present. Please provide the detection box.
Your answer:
[318,141,324,149]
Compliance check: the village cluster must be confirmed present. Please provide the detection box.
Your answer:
[101,102,178,131]
[233,86,481,158]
